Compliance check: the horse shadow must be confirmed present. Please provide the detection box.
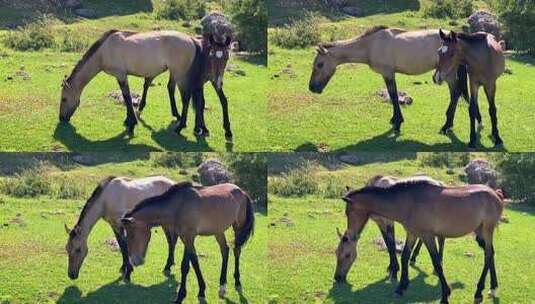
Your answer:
[327,267,465,303]
[223,289,250,304]
[138,119,216,152]
[53,122,158,153]
[294,128,509,152]
[56,275,178,304]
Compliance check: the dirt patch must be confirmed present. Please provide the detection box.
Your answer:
[0,95,48,116]
[103,239,120,251]
[269,213,295,228]
[268,92,315,113]
[372,237,404,253]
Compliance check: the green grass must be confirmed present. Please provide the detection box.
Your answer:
[267,156,535,303]
[267,2,535,152]
[0,153,267,303]
[0,2,267,152]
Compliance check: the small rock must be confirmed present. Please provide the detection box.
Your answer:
[468,10,501,38]
[376,89,413,105]
[104,239,120,251]
[226,64,246,76]
[464,159,498,189]
[464,251,475,258]
[182,21,192,28]
[499,216,509,223]
[75,8,97,18]
[197,160,231,186]
[107,90,142,107]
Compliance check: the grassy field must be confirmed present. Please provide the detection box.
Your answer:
[0,1,267,152]
[0,153,267,303]
[267,154,535,303]
[267,1,535,152]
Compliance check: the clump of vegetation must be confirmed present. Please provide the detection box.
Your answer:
[418,152,470,168]
[269,162,319,197]
[318,175,346,199]
[3,16,56,51]
[270,12,321,49]
[496,154,535,203]
[421,0,473,19]
[53,177,85,199]
[154,0,206,21]
[58,29,90,52]
[223,153,267,208]
[224,0,267,53]
[490,0,535,54]
[0,165,51,197]
[152,152,204,168]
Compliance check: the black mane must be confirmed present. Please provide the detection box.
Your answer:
[125,181,194,217]
[457,32,488,45]
[74,176,116,229]
[347,179,441,197]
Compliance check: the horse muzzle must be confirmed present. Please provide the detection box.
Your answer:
[432,70,444,85]
[68,271,79,280]
[334,275,347,283]
[129,255,144,267]
[309,82,324,94]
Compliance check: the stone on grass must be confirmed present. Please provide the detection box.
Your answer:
[464,159,498,189]
[197,160,231,186]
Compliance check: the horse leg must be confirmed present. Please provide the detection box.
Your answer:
[174,241,191,304]
[233,246,242,291]
[163,228,178,276]
[138,77,154,114]
[167,77,180,120]
[215,233,230,298]
[474,228,494,303]
[113,227,133,282]
[192,88,205,137]
[438,236,445,264]
[183,235,206,301]
[383,75,404,132]
[199,89,210,136]
[212,83,233,142]
[484,82,503,146]
[468,80,480,148]
[117,78,138,135]
[440,82,461,134]
[410,239,423,265]
[379,222,399,280]
[175,87,191,134]
[422,235,451,304]
[395,233,416,296]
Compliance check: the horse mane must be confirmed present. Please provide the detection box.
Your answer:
[125,181,194,216]
[365,174,386,186]
[321,26,391,49]
[66,30,135,83]
[74,176,117,229]
[347,179,441,197]
[457,32,488,45]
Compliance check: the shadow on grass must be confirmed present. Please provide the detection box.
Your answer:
[294,128,509,152]
[139,119,217,152]
[506,202,535,216]
[57,276,177,304]
[327,268,465,303]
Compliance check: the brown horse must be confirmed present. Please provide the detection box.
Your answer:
[64,176,175,282]
[60,30,233,141]
[338,180,503,304]
[120,182,255,303]
[308,26,482,135]
[434,29,505,148]
[339,175,445,281]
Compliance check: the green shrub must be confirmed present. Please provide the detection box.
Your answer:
[152,152,184,168]
[421,0,473,19]
[490,0,535,54]
[270,12,321,49]
[224,0,267,53]
[318,175,346,199]
[53,177,85,199]
[3,17,55,51]
[418,153,470,168]
[223,153,267,209]
[58,30,90,52]
[269,163,319,197]
[1,166,51,197]
[496,154,535,203]
[155,0,206,21]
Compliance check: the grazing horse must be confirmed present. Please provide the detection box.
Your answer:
[64,176,175,282]
[308,26,482,134]
[338,175,444,281]
[59,30,233,141]
[339,180,504,304]
[434,30,505,148]
[120,182,255,303]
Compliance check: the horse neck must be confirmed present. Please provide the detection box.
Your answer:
[76,197,105,239]
[134,203,173,227]
[331,39,369,65]
[458,40,480,67]
[357,193,408,224]
[69,51,103,95]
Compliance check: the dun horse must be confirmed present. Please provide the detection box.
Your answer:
[337,180,504,304]
[308,26,484,135]
[60,30,234,141]
[434,30,505,147]
[64,176,175,282]
[120,182,255,303]
[339,175,445,281]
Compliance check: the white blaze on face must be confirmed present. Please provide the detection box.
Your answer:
[439,45,448,54]
[216,51,223,58]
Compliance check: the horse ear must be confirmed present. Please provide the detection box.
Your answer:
[450,30,457,42]
[62,79,71,89]
[439,29,446,40]
[316,45,328,55]
[336,227,343,239]
[121,217,134,225]
[225,36,232,47]
[64,223,71,235]
[342,197,352,204]
[345,185,352,192]
[73,225,81,235]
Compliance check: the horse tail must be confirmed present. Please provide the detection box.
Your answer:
[457,64,469,102]
[235,191,255,248]
[189,38,205,113]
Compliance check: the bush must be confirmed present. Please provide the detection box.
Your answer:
[270,12,321,49]
[421,0,473,19]
[490,0,535,54]
[269,163,319,197]
[496,154,535,203]
[155,0,206,21]
[1,166,51,197]
[418,152,470,168]
[318,175,346,199]
[53,177,85,199]
[152,152,184,168]
[224,0,267,53]
[3,16,55,51]
[58,30,90,52]
[223,153,267,209]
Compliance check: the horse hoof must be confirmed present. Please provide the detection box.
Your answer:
[394,291,403,298]
[198,296,207,304]
[488,289,497,298]
[218,285,226,298]
[163,269,172,277]
[225,135,233,144]
[474,297,483,304]
[235,284,242,293]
